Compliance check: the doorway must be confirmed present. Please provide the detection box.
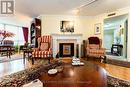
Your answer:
[103,14,128,61]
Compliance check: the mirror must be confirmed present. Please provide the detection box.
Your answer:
[103,14,128,61]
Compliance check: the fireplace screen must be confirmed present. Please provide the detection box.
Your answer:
[59,43,74,57]
[63,45,71,55]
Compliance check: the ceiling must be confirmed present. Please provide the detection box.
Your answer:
[16,0,130,17]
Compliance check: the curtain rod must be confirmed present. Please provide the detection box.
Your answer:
[0,22,25,28]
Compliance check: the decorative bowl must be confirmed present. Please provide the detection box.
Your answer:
[48,69,57,75]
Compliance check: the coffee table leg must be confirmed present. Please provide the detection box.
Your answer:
[103,56,107,63]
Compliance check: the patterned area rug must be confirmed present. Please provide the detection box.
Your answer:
[0,53,23,63]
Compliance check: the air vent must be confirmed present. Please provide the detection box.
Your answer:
[107,13,116,17]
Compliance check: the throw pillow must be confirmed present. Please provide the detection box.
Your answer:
[40,42,49,51]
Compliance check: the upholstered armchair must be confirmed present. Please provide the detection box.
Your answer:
[32,36,53,59]
[86,37,106,63]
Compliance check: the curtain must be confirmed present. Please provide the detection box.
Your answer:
[22,27,28,43]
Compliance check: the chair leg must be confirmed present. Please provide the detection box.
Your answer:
[103,56,107,63]
[86,55,88,61]
[48,59,51,64]
[32,57,34,65]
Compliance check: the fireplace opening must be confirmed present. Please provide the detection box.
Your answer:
[59,43,74,57]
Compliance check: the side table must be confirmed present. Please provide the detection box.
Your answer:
[23,49,33,63]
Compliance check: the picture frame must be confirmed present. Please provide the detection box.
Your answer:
[94,23,101,34]
[60,21,74,33]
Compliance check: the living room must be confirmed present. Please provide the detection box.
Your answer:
[0,0,130,87]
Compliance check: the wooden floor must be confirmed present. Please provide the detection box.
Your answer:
[91,60,130,82]
[0,55,130,82]
[0,53,33,77]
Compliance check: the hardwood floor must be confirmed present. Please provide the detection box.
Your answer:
[0,55,130,83]
[0,54,33,77]
[91,60,130,82]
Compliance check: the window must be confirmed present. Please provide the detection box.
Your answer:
[0,23,25,46]
[0,24,4,41]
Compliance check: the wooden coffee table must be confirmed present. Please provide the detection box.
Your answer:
[39,59,107,87]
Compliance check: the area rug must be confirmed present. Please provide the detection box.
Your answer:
[0,54,23,63]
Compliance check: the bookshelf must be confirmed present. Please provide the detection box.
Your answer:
[30,18,41,47]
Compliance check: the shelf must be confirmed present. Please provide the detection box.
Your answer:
[30,18,41,48]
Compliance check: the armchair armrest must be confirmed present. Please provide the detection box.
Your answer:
[99,48,106,50]
[86,47,90,55]
[32,48,39,52]
[48,48,52,52]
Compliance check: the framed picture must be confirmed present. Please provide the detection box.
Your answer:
[60,21,74,33]
[94,23,101,34]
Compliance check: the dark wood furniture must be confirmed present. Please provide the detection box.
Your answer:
[23,49,32,59]
[0,46,14,58]
[111,44,123,56]
[23,49,33,63]
[30,18,41,48]
[39,60,107,87]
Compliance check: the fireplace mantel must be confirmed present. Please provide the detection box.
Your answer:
[51,34,82,58]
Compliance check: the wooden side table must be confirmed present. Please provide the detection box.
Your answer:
[23,49,33,63]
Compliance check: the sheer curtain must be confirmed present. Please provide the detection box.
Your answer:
[0,24,4,41]
[0,23,25,46]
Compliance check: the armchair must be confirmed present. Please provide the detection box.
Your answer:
[32,36,53,59]
[86,37,106,63]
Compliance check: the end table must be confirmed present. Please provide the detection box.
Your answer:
[23,49,33,63]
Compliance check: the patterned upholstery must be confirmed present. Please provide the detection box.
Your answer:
[86,37,106,60]
[32,35,53,58]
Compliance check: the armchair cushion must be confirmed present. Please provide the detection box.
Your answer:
[40,42,49,51]
[32,48,39,52]
[89,44,99,49]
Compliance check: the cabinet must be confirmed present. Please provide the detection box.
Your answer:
[30,18,41,47]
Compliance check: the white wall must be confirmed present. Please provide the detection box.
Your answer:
[93,6,130,61]
[0,12,32,27]
[40,15,95,40]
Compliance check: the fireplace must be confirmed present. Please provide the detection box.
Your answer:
[59,43,74,57]
[51,34,82,58]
